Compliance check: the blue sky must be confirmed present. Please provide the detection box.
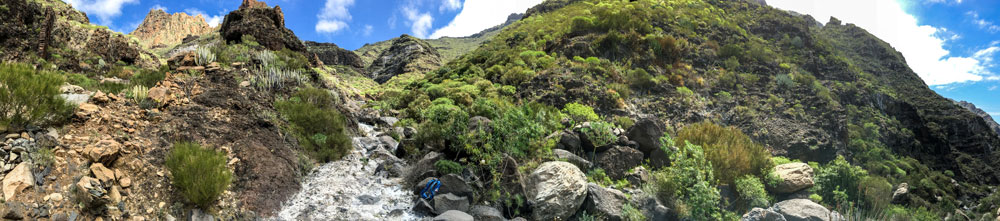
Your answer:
[61,0,999,118]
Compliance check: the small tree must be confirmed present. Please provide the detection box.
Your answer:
[0,62,74,131]
[166,142,232,209]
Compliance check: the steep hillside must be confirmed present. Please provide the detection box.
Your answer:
[956,100,1000,137]
[355,13,523,66]
[130,9,214,49]
[376,0,1000,219]
[367,35,442,84]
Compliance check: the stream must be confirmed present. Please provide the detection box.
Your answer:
[274,123,420,220]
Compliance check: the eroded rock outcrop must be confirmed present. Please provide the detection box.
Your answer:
[367,35,442,83]
[305,41,365,68]
[130,9,214,49]
[219,0,306,52]
[955,100,1000,137]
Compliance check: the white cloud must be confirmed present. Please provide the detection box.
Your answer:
[316,0,355,34]
[62,0,139,25]
[183,8,224,27]
[768,0,997,86]
[440,0,462,12]
[151,4,166,11]
[925,0,963,4]
[363,24,374,36]
[989,85,998,91]
[967,11,1000,33]
[429,0,543,39]
[403,7,434,38]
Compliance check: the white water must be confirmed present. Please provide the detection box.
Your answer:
[274,123,420,221]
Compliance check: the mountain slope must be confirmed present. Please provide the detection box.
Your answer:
[956,100,1000,137]
[130,9,214,49]
[355,13,523,66]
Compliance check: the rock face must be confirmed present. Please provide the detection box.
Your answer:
[305,41,365,68]
[219,0,306,52]
[955,100,1000,137]
[773,163,815,193]
[526,161,588,221]
[368,35,442,83]
[583,183,626,221]
[772,199,831,221]
[130,9,214,48]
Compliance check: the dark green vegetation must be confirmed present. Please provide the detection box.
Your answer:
[0,62,74,132]
[373,0,1000,218]
[275,88,352,162]
[166,142,233,209]
[355,13,522,66]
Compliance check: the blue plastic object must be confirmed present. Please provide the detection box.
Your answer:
[420,178,442,200]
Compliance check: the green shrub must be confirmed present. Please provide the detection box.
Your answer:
[735,175,769,210]
[775,74,796,89]
[814,155,869,207]
[418,98,470,151]
[562,102,600,125]
[0,62,75,131]
[626,68,655,89]
[130,65,167,88]
[858,176,893,211]
[571,16,596,32]
[650,141,724,220]
[675,122,773,186]
[613,116,635,129]
[622,203,647,221]
[435,160,464,175]
[676,86,694,97]
[165,142,232,209]
[275,88,352,162]
[581,121,617,148]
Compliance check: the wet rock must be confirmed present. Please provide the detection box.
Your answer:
[2,162,34,201]
[469,205,504,221]
[773,163,815,193]
[626,118,666,155]
[552,149,590,171]
[433,193,470,215]
[433,210,474,221]
[526,161,587,221]
[583,183,625,221]
[742,207,787,221]
[595,145,643,180]
[772,199,831,221]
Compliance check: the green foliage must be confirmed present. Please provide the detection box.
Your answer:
[275,88,352,162]
[775,74,796,89]
[649,141,725,220]
[125,85,148,103]
[195,47,215,66]
[814,155,869,208]
[419,98,470,152]
[676,86,694,97]
[675,122,773,186]
[735,175,769,210]
[129,65,168,88]
[613,116,635,129]
[622,203,647,221]
[165,142,232,209]
[581,121,617,148]
[435,160,464,175]
[0,62,74,131]
[562,102,600,125]
[30,147,55,169]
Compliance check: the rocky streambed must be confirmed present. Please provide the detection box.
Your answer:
[274,122,419,220]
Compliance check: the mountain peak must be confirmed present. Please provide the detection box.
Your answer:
[131,9,213,49]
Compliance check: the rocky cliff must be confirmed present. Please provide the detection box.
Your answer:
[219,0,306,52]
[367,35,442,84]
[130,9,214,49]
[956,100,1000,137]
[305,41,365,68]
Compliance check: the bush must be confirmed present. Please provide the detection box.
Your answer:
[649,141,725,220]
[130,65,167,88]
[418,98,470,151]
[435,160,464,175]
[675,122,772,186]
[275,88,352,162]
[814,155,869,207]
[581,121,617,148]
[562,102,600,125]
[626,68,655,89]
[166,142,232,209]
[0,62,75,131]
[735,175,769,210]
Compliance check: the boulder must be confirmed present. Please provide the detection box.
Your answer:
[595,145,644,180]
[625,166,650,187]
[219,0,307,52]
[742,207,787,221]
[89,163,115,184]
[583,183,626,221]
[83,138,122,164]
[526,161,588,221]
[773,163,815,193]
[468,116,493,134]
[891,183,908,204]
[76,103,100,119]
[772,199,831,221]
[438,174,474,200]
[469,205,505,221]
[3,202,25,220]
[2,163,33,201]
[632,194,673,220]
[406,152,442,185]
[556,130,582,153]
[626,118,666,155]
[433,193,470,215]
[167,51,197,69]
[553,149,591,171]
[433,210,474,221]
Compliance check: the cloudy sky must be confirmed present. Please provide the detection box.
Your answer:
[61,0,998,118]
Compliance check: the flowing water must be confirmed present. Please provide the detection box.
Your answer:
[274,123,420,220]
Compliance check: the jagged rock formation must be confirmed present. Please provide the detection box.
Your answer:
[356,13,522,66]
[219,0,306,52]
[0,0,159,69]
[305,41,364,68]
[955,100,1000,137]
[130,9,214,49]
[367,35,442,83]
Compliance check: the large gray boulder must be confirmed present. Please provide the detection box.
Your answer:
[595,145,643,180]
[773,163,815,193]
[469,205,505,221]
[741,207,787,221]
[526,161,588,221]
[772,199,831,221]
[583,183,626,221]
[434,193,470,215]
[433,210,474,221]
[553,149,591,171]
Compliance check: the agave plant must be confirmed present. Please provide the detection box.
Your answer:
[195,47,215,66]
